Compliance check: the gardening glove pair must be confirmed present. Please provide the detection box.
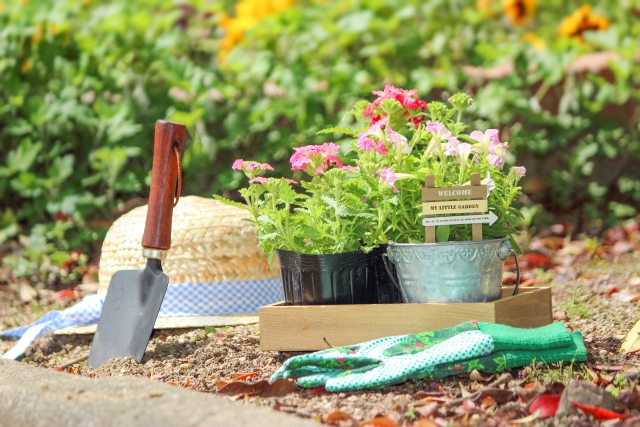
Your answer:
[270,321,587,392]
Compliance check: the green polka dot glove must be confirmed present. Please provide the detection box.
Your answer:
[270,321,587,392]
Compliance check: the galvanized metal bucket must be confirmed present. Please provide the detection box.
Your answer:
[383,237,519,303]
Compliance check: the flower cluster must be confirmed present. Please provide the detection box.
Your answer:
[363,85,428,128]
[220,86,527,258]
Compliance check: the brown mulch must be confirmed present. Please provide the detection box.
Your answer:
[2,244,640,426]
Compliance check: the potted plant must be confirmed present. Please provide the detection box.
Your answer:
[333,86,526,303]
[217,148,403,305]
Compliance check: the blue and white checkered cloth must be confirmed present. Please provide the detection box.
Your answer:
[0,278,283,360]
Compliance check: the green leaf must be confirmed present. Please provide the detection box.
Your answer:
[436,225,450,242]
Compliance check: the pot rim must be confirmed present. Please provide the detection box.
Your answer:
[387,236,510,248]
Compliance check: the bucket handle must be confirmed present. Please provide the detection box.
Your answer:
[509,249,520,296]
[381,253,402,292]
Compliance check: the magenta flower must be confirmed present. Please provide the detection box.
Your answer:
[249,176,268,184]
[374,140,388,156]
[470,129,500,154]
[358,118,387,152]
[290,143,341,175]
[363,85,428,126]
[244,161,274,171]
[232,159,245,170]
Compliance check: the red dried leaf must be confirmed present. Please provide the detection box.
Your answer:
[216,379,269,396]
[46,289,76,303]
[182,378,191,388]
[259,378,298,398]
[571,400,628,420]
[53,366,63,372]
[525,253,552,270]
[360,416,400,427]
[528,394,560,419]
[231,372,258,381]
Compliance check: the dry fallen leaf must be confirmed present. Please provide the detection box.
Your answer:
[359,416,400,427]
[507,410,540,424]
[620,320,640,354]
[260,378,299,398]
[611,293,640,303]
[514,382,546,403]
[323,410,358,427]
[216,379,269,396]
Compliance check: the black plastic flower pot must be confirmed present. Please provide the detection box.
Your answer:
[277,247,402,305]
[370,244,402,304]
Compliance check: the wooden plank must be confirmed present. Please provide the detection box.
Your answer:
[494,287,552,328]
[259,287,552,351]
[422,185,486,202]
[424,175,435,243]
[470,173,483,241]
[423,199,488,215]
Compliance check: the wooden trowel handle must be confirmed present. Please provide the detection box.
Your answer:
[141,120,186,251]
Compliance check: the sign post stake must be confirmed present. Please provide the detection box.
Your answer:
[424,175,436,243]
[470,173,483,241]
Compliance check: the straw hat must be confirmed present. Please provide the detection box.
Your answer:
[56,196,281,334]
[98,196,279,292]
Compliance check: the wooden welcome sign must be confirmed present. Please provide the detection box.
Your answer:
[422,173,497,243]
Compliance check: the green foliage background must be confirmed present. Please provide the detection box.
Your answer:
[1,0,639,254]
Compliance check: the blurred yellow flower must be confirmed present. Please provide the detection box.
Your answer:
[477,0,491,12]
[522,32,545,50]
[21,60,32,73]
[557,5,608,41]
[32,23,42,44]
[502,0,536,25]
[218,0,296,62]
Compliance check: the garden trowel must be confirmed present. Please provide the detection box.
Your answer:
[88,120,186,368]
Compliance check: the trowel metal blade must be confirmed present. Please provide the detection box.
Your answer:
[88,258,168,368]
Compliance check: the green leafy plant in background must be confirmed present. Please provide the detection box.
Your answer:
[2,0,640,286]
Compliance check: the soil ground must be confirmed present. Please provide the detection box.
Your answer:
[1,249,640,426]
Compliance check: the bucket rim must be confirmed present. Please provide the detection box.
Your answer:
[387,236,510,248]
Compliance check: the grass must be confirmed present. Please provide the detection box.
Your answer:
[557,284,591,319]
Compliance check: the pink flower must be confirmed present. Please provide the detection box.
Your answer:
[507,166,526,182]
[290,143,341,175]
[488,140,506,168]
[358,118,387,152]
[374,140,388,156]
[425,121,452,140]
[249,176,268,184]
[363,85,428,126]
[377,167,399,193]
[470,129,500,154]
[341,165,358,172]
[232,159,245,170]
[285,178,298,185]
[245,161,274,171]
[444,137,460,157]
[387,127,411,155]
